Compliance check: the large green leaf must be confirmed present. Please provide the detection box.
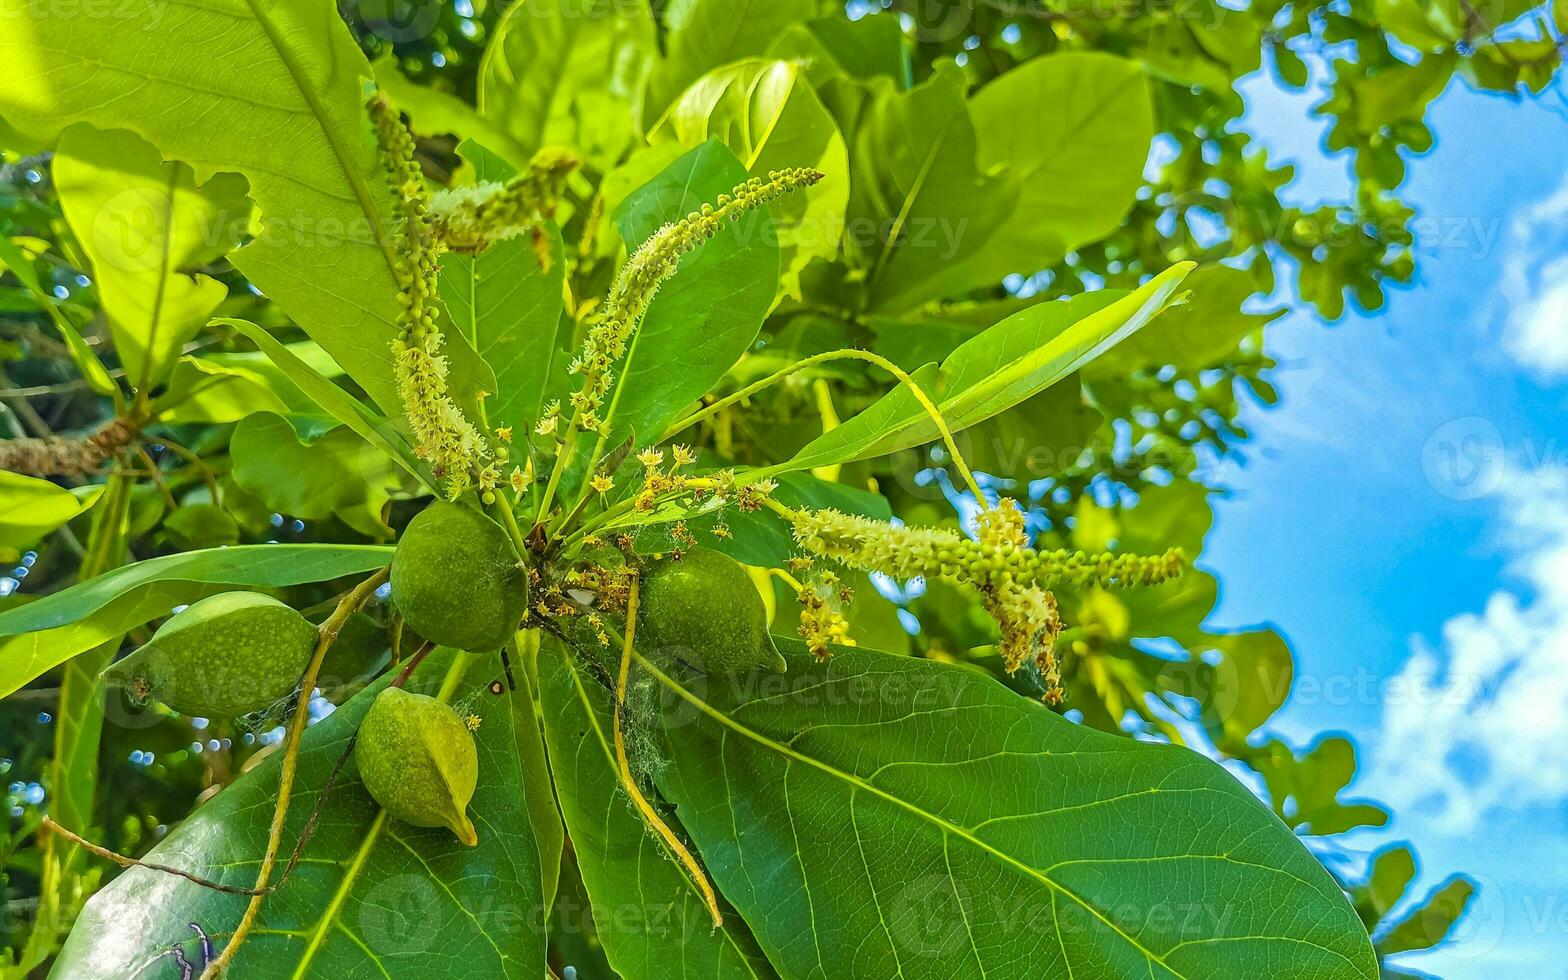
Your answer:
[598,141,781,452]
[479,0,657,168]
[0,545,391,698]
[653,644,1378,978]
[961,53,1153,285]
[850,66,1012,312]
[438,142,567,440]
[645,0,817,124]
[54,125,249,393]
[773,263,1194,474]
[52,650,546,978]
[653,58,849,298]
[537,642,778,979]
[0,0,492,415]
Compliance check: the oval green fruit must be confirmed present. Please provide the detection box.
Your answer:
[638,548,786,675]
[355,686,479,846]
[102,591,316,717]
[391,501,528,651]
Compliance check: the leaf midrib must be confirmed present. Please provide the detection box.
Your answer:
[238,0,402,286]
[640,655,1190,977]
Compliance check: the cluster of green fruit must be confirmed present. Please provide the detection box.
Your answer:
[100,502,785,848]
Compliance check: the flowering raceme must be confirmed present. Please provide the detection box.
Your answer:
[791,502,1184,700]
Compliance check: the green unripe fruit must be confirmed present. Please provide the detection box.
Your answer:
[391,502,528,651]
[102,592,315,717]
[355,687,479,846]
[638,548,786,675]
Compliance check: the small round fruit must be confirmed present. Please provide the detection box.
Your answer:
[355,687,479,845]
[102,592,316,717]
[638,548,786,675]
[391,502,528,651]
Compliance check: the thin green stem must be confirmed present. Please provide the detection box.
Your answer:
[662,348,985,500]
[532,424,581,529]
[489,495,530,558]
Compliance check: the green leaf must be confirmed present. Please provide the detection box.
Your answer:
[794,14,909,83]
[1088,265,1280,375]
[850,66,1012,312]
[372,56,529,167]
[1373,0,1467,52]
[54,125,249,393]
[1255,736,1388,837]
[230,412,403,538]
[653,58,849,297]
[537,642,778,978]
[0,472,104,552]
[0,0,492,416]
[775,263,1194,473]
[152,355,289,424]
[204,338,349,414]
[0,544,390,698]
[221,318,429,489]
[645,0,817,124]
[53,650,547,978]
[599,141,780,450]
[438,142,568,440]
[1355,53,1458,130]
[162,503,241,550]
[1374,876,1476,956]
[1351,845,1417,930]
[959,53,1153,287]
[480,0,657,168]
[653,644,1378,978]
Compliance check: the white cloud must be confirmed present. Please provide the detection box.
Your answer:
[1502,257,1568,374]
[1371,466,1568,832]
[1498,171,1568,376]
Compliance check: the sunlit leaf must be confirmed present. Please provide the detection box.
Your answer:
[655,644,1378,978]
[0,544,391,698]
[54,126,249,393]
[53,651,547,978]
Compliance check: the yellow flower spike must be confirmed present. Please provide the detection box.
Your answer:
[429,148,578,254]
[369,94,487,498]
[566,169,823,432]
[790,505,1181,697]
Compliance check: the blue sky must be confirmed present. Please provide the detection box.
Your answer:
[1206,64,1568,974]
